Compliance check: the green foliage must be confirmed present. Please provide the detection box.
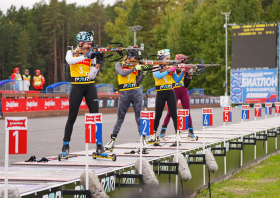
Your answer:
[0,0,277,93]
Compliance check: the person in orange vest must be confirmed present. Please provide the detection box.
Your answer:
[33,69,45,90]
[11,67,22,80]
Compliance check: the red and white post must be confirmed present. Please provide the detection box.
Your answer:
[85,114,100,190]
[223,106,232,174]
[4,117,28,198]
[275,102,280,149]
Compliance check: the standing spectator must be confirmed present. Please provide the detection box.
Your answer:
[11,67,22,91]
[11,67,22,80]
[22,69,31,90]
[33,69,45,91]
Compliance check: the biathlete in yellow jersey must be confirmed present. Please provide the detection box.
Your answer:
[161,54,196,139]
[148,49,184,145]
[104,46,148,152]
[61,31,108,157]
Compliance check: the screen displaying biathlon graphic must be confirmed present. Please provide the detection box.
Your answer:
[231,23,277,68]
[231,69,277,103]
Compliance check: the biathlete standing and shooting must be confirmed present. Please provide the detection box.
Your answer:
[104,46,149,152]
[60,31,108,159]
[160,54,198,141]
[148,49,184,146]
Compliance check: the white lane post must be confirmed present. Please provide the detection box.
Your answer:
[223,122,226,175]
[241,119,243,167]
[276,112,278,150]
[4,129,9,198]
[265,114,267,154]
[140,135,143,193]
[203,126,205,186]
[86,143,89,190]
[254,117,257,160]
[175,131,179,195]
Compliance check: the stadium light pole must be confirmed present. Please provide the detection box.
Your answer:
[129,25,142,46]
[222,12,231,96]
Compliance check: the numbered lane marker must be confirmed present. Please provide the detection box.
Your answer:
[85,114,102,144]
[202,108,213,126]
[177,109,189,130]
[254,104,262,117]
[140,111,150,136]
[265,103,272,115]
[241,105,250,119]
[223,106,232,123]
[275,102,280,114]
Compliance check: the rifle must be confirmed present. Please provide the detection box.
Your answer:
[78,43,145,62]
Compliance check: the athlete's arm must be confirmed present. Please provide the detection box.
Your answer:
[172,72,184,83]
[184,73,192,88]
[65,50,86,65]
[136,71,145,86]
[115,62,135,77]
[153,71,169,79]
[89,66,99,80]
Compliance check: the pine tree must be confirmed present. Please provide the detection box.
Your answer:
[42,0,63,83]
[15,29,31,70]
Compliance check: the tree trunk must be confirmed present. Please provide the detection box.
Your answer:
[54,22,57,83]
[61,24,65,81]
[98,11,101,46]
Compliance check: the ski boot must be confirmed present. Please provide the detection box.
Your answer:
[170,131,181,147]
[105,134,116,152]
[187,126,198,141]
[93,143,117,161]
[141,136,149,154]
[58,141,69,161]
[158,125,167,140]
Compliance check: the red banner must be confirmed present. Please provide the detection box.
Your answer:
[1,98,89,113]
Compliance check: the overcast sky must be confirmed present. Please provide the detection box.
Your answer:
[0,0,116,14]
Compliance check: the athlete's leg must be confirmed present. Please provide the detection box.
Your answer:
[131,89,143,134]
[166,90,178,131]
[154,91,167,132]
[163,88,180,126]
[85,83,99,113]
[112,90,132,136]
[64,84,84,141]
[180,88,192,126]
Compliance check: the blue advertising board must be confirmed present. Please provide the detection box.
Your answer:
[231,69,278,103]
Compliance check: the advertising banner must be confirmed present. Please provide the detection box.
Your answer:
[231,69,277,103]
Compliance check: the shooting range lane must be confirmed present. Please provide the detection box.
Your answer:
[0,108,279,196]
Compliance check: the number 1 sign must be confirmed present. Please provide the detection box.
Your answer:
[5,117,28,154]
[202,108,213,126]
[85,114,102,144]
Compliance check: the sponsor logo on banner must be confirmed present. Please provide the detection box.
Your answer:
[6,101,19,108]
[61,100,69,106]
[26,101,38,108]
[45,100,55,107]
[147,98,156,108]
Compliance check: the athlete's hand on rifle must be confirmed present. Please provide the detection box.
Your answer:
[87,49,97,59]
[169,66,177,73]
[135,64,142,70]
[96,53,105,64]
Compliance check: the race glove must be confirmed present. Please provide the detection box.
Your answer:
[135,64,142,70]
